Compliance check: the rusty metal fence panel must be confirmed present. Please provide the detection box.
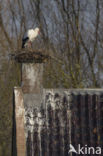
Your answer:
[71,92,103,155]
[23,90,103,156]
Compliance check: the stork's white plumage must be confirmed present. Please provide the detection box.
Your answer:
[22,27,40,48]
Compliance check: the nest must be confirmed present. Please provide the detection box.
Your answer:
[10,50,50,63]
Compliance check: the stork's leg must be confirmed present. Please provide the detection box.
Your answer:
[29,41,33,51]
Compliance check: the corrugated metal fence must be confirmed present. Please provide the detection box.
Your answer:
[24,90,103,156]
[71,92,103,155]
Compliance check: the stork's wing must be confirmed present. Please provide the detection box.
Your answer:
[22,36,29,48]
[22,31,28,40]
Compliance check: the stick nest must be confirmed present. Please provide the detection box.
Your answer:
[10,50,50,63]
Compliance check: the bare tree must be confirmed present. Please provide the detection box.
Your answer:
[0,0,103,155]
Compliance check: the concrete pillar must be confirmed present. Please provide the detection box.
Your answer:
[21,63,43,94]
[13,52,49,156]
[13,87,26,156]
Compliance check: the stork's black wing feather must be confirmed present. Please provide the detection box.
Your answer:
[22,37,29,48]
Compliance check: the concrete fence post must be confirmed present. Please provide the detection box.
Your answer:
[14,87,26,156]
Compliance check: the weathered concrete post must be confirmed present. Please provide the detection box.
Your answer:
[12,51,49,156]
[13,87,26,156]
[22,63,44,108]
[21,63,43,94]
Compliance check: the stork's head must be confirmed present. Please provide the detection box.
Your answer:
[34,27,40,35]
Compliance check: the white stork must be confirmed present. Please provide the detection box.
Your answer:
[22,27,40,49]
